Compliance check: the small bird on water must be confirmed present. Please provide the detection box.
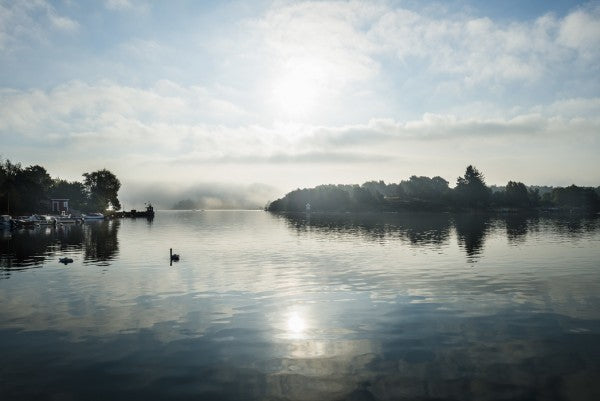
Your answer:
[59,257,73,264]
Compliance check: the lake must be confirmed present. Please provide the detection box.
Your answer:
[1,211,599,400]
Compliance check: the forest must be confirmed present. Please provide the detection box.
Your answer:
[0,158,121,215]
[266,165,600,213]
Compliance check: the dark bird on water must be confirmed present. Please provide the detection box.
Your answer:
[170,248,180,262]
[59,257,74,264]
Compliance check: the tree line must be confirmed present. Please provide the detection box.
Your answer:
[266,165,600,213]
[0,158,121,215]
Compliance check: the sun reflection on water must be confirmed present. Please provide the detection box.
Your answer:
[286,312,306,338]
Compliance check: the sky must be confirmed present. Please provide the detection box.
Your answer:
[1,0,599,208]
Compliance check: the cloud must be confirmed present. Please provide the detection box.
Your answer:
[0,80,250,141]
[104,0,148,13]
[254,1,600,89]
[368,4,600,85]
[558,4,600,57]
[1,81,598,151]
[0,0,78,51]
[48,10,79,32]
[105,0,133,10]
[168,151,390,165]
[254,1,382,83]
[313,110,600,147]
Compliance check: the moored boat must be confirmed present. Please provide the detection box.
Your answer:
[54,212,82,224]
[0,215,13,228]
[28,214,56,225]
[82,213,105,220]
[114,203,155,219]
[14,217,36,229]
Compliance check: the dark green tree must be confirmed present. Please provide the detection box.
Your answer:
[18,165,53,213]
[505,181,529,208]
[351,185,383,211]
[455,165,490,209]
[0,159,22,214]
[528,188,541,207]
[551,185,600,211]
[50,179,88,211]
[83,169,121,211]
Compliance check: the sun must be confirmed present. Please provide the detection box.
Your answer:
[270,58,326,119]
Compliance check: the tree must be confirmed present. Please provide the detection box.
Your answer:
[19,165,53,212]
[551,185,600,211]
[0,159,22,214]
[455,165,490,209]
[83,169,121,211]
[527,188,541,207]
[399,176,450,200]
[50,179,88,211]
[505,181,529,208]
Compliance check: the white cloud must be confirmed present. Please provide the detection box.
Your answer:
[368,5,599,85]
[238,0,600,123]
[558,5,600,57]
[104,0,149,14]
[48,10,79,32]
[105,0,133,10]
[255,1,381,82]
[0,0,78,51]
[0,80,250,138]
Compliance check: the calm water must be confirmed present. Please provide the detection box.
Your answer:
[1,211,599,401]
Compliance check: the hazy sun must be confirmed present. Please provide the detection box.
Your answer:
[270,58,325,118]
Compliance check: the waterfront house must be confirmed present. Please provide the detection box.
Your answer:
[50,198,69,213]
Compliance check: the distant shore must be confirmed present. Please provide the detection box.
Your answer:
[266,166,600,214]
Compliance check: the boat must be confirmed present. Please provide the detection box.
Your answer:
[82,213,105,220]
[28,214,56,225]
[54,211,82,224]
[13,217,36,229]
[131,203,155,218]
[115,203,155,218]
[0,215,13,229]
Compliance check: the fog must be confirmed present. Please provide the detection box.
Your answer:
[118,181,280,211]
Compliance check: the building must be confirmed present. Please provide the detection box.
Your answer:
[50,198,69,213]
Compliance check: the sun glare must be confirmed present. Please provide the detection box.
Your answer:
[287,312,306,334]
[270,59,325,118]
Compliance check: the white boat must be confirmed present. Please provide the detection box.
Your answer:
[82,213,105,220]
[54,212,82,224]
[27,215,56,225]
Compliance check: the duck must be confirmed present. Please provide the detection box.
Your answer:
[59,257,74,264]
[170,248,180,262]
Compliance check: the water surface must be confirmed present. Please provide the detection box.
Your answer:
[1,211,599,400]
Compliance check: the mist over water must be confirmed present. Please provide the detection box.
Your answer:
[118,181,279,210]
[1,211,599,400]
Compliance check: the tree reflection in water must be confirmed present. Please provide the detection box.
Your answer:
[280,212,600,262]
[504,213,535,243]
[0,220,120,274]
[280,212,452,247]
[2,213,598,273]
[453,213,491,261]
[83,220,120,264]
